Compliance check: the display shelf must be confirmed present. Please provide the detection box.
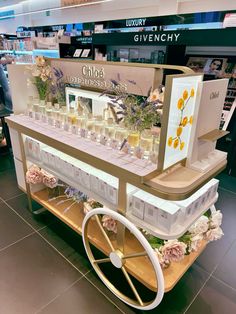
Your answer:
[26,155,117,212]
[31,188,207,292]
[198,129,229,142]
[126,193,218,240]
[6,115,227,200]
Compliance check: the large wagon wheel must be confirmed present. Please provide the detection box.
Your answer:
[82,207,165,310]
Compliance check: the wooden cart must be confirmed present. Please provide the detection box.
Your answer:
[6,60,228,310]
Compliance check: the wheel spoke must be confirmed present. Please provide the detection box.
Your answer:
[122,252,147,260]
[121,266,143,306]
[95,215,115,252]
[92,257,111,264]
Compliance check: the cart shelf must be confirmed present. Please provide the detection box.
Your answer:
[7,116,227,200]
[31,188,207,292]
[126,193,218,240]
[26,155,117,211]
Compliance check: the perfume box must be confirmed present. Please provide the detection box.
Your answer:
[130,190,148,220]
[144,195,166,226]
[157,201,182,233]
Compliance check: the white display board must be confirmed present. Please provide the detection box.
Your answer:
[66,87,110,116]
[189,78,229,164]
[163,75,202,170]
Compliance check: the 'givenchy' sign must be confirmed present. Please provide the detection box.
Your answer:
[134,33,180,43]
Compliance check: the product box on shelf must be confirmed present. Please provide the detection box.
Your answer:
[203,178,219,200]
[25,137,41,161]
[157,201,182,233]
[130,190,148,220]
[144,195,166,225]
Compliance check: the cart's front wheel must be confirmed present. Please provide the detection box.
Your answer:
[82,208,164,311]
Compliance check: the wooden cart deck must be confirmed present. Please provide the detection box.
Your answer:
[31,189,207,292]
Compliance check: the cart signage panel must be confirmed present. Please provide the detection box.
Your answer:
[159,74,203,171]
[50,59,156,96]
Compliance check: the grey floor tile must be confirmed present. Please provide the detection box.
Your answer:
[38,276,122,314]
[0,233,81,314]
[7,193,56,230]
[195,188,236,273]
[0,201,34,250]
[0,168,22,200]
[39,219,92,275]
[86,263,209,314]
[185,277,236,314]
[217,173,236,194]
[213,240,236,290]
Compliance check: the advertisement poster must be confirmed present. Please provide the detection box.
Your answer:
[163,75,202,170]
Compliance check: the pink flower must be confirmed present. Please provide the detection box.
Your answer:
[41,170,58,188]
[102,215,117,233]
[205,227,224,242]
[209,210,223,228]
[26,165,43,184]
[189,233,203,252]
[161,240,187,262]
[154,249,170,269]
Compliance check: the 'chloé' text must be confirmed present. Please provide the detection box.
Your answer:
[82,65,105,79]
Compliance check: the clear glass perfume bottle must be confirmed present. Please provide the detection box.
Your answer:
[140,129,153,159]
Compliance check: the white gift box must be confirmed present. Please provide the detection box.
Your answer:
[157,201,181,233]
[131,190,147,220]
[203,179,219,200]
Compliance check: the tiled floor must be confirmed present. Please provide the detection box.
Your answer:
[0,153,236,314]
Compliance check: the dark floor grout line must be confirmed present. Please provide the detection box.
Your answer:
[4,192,25,202]
[184,238,236,313]
[183,272,212,314]
[218,186,236,196]
[0,231,36,253]
[1,198,97,287]
[211,275,236,293]
[84,269,129,314]
[35,229,93,278]
[34,277,83,314]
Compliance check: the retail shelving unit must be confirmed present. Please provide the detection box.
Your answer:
[6,60,228,310]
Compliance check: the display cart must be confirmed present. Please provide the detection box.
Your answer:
[6,60,229,310]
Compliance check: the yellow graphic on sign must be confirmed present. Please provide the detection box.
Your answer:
[168,88,195,151]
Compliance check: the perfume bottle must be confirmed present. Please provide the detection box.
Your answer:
[127,129,140,149]
[140,129,153,158]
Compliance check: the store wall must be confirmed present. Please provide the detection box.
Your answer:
[0,0,236,34]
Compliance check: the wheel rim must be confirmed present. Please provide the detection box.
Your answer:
[82,207,165,310]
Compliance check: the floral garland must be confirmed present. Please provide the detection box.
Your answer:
[145,209,223,269]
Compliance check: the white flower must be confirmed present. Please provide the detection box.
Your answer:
[188,216,209,235]
[32,68,41,77]
[35,56,46,67]
[45,65,52,77]
[210,210,223,228]
[161,239,187,262]
[148,89,161,102]
[83,202,93,215]
[40,74,48,82]
[154,248,170,269]
[205,227,224,242]
[189,233,203,252]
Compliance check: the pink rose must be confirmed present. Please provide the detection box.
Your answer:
[102,215,117,234]
[26,165,43,184]
[41,170,58,188]
[205,227,224,242]
[155,249,170,269]
[161,240,187,262]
